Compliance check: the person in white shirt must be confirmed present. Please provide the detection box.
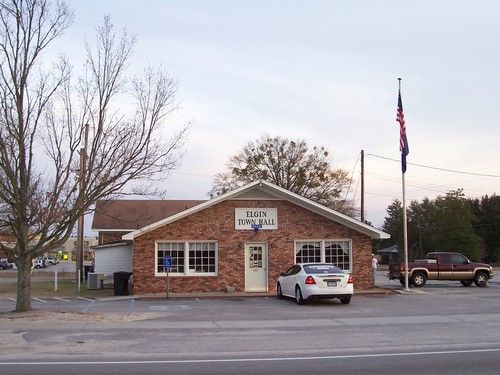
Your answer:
[372,254,380,285]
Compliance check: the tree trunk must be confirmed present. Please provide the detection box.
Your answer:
[15,258,33,312]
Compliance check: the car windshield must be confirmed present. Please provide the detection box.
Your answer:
[304,264,344,274]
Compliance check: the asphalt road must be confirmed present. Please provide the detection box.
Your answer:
[1,277,500,374]
[2,349,500,375]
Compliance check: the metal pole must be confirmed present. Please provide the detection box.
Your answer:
[360,150,365,222]
[398,79,410,292]
[76,124,89,284]
[402,172,410,291]
[166,268,169,299]
[76,159,84,283]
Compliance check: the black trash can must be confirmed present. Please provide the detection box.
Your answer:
[113,271,133,296]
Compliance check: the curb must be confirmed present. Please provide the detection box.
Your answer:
[96,287,393,302]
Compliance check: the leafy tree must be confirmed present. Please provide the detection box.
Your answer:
[407,198,433,260]
[428,190,481,260]
[469,194,500,263]
[382,191,482,262]
[0,1,188,311]
[381,199,404,251]
[208,135,354,216]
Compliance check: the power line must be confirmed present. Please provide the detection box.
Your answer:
[366,153,500,178]
[343,153,360,202]
[365,171,494,200]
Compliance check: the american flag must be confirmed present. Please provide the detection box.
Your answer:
[397,89,409,173]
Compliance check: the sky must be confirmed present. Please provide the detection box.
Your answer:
[49,0,500,230]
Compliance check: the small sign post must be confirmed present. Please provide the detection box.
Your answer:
[163,256,172,299]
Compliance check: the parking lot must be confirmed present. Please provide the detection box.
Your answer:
[2,267,500,375]
[1,272,499,320]
[1,264,499,319]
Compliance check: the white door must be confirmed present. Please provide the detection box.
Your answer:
[245,243,268,292]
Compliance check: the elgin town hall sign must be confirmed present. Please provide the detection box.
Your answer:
[234,208,278,230]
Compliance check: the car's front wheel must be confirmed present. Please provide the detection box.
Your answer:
[276,283,284,299]
[474,272,489,287]
[295,286,305,305]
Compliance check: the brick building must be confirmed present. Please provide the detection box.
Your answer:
[92,180,389,295]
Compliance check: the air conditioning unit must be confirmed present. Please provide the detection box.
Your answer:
[87,273,104,290]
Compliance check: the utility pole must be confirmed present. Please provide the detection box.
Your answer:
[76,124,89,284]
[360,150,365,223]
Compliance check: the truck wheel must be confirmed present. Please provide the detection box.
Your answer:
[399,278,405,286]
[411,272,427,287]
[460,280,473,287]
[474,272,489,287]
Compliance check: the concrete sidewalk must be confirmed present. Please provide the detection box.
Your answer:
[97,290,391,302]
[98,280,393,302]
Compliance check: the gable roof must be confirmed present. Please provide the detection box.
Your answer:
[377,245,400,254]
[92,199,206,231]
[122,180,390,240]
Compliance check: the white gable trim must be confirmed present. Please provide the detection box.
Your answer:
[122,180,389,240]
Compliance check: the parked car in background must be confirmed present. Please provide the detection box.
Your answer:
[277,263,354,305]
[39,257,51,266]
[389,252,493,287]
[33,258,47,269]
[0,259,13,270]
[47,255,59,265]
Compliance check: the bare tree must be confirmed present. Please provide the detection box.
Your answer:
[208,135,356,216]
[0,1,188,312]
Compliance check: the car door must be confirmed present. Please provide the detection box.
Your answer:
[436,253,453,278]
[281,265,301,297]
[451,253,473,280]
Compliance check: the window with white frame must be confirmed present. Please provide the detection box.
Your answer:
[157,242,185,274]
[157,241,217,275]
[295,241,321,263]
[295,240,352,271]
[189,242,216,273]
[325,240,351,270]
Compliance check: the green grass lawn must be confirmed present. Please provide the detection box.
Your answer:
[0,273,116,299]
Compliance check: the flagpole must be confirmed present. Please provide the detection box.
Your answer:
[402,164,410,291]
[398,78,410,292]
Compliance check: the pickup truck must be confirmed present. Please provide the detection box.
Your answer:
[389,252,494,287]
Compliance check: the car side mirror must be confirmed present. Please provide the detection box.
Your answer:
[280,272,286,276]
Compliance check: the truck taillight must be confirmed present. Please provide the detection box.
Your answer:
[348,275,354,284]
[399,264,404,272]
[305,275,316,284]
